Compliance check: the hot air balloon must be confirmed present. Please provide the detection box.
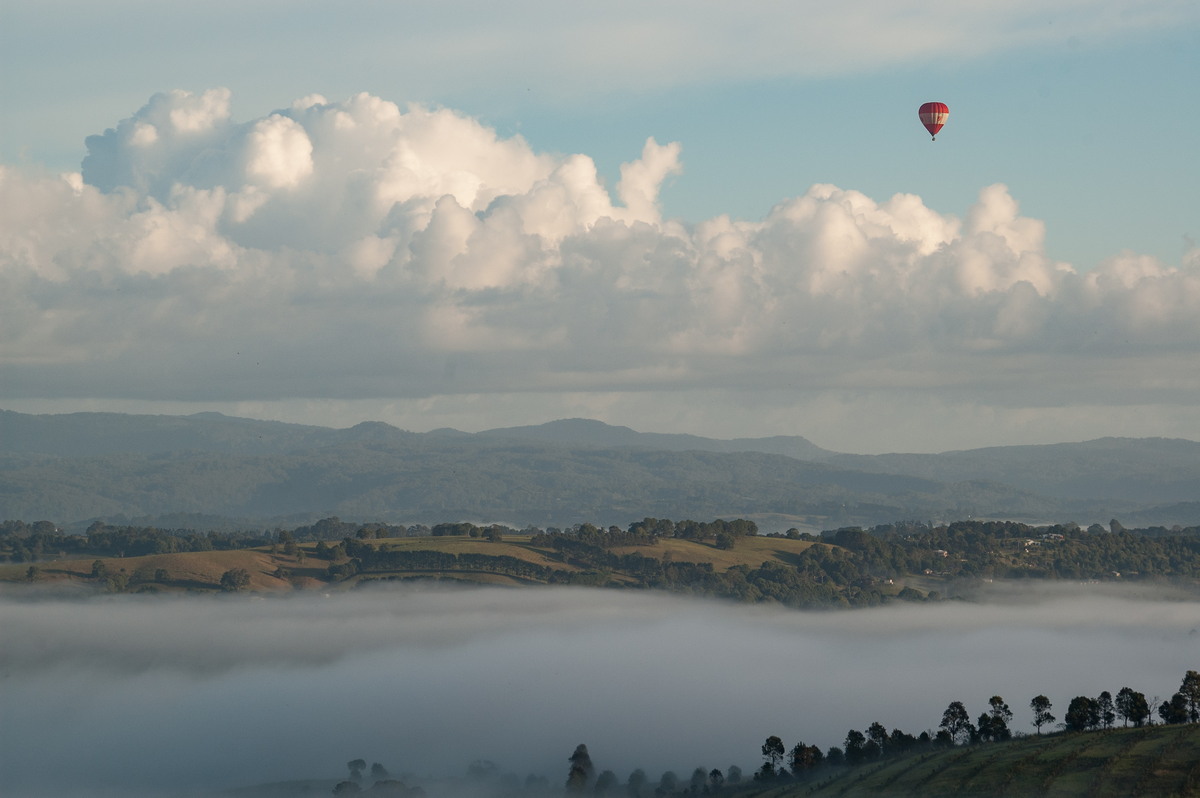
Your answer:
[918,101,949,141]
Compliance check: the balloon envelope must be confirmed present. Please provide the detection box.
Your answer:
[919,102,949,139]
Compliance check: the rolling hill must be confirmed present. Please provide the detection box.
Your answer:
[745,723,1200,798]
[0,534,826,596]
[2,410,1199,530]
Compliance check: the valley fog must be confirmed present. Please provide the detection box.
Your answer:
[1,583,1197,797]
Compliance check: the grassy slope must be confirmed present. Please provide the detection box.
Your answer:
[744,725,1200,798]
[1,535,821,593]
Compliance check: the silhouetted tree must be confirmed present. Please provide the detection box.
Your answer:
[626,769,647,798]
[1030,695,1055,735]
[867,721,889,754]
[987,696,1013,740]
[1097,691,1116,729]
[595,770,619,796]
[1159,693,1190,725]
[1116,686,1150,727]
[789,743,804,774]
[843,730,866,763]
[348,760,367,783]
[760,736,784,774]
[790,742,821,775]
[939,701,974,745]
[1179,670,1200,723]
[1065,696,1098,732]
[567,745,595,792]
[889,728,917,753]
[976,712,996,743]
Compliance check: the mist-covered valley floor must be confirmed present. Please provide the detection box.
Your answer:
[1,582,1197,798]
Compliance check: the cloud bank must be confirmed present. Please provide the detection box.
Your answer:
[1,584,1197,797]
[2,89,1198,450]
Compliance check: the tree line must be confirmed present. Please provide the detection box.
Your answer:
[0,519,271,561]
[748,671,1200,786]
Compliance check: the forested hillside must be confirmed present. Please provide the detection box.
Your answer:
[3,411,1200,529]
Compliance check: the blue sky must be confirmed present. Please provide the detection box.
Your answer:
[2,2,1198,452]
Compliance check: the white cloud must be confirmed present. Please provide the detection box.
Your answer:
[80,88,234,196]
[243,114,313,189]
[2,89,1199,450]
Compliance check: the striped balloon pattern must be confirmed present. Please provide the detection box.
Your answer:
[918,102,949,140]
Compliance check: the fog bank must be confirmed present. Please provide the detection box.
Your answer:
[1,583,1197,796]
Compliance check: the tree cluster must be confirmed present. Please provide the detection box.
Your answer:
[1053,676,1198,732]
[333,758,425,796]
[835,520,1200,581]
[0,519,269,562]
[558,745,740,798]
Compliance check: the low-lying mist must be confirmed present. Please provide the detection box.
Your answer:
[1,582,1197,797]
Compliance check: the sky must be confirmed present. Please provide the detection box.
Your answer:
[1,1,1199,453]
[2,583,1198,797]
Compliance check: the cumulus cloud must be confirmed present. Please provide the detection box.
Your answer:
[1,89,1198,449]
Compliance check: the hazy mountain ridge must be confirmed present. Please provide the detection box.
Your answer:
[0,443,972,530]
[823,437,1200,504]
[1,410,1197,529]
[476,420,1200,510]
[475,418,835,460]
[0,409,346,456]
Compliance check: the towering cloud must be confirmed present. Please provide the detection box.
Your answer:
[1,89,1197,447]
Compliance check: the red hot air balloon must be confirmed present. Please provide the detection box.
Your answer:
[918,101,949,141]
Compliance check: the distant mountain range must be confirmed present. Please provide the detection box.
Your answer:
[2,410,1198,531]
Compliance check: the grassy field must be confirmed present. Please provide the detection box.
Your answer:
[742,724,1200,798]
[611,535,817,569]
